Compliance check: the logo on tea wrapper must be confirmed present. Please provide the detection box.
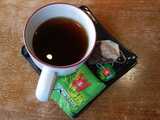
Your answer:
[72,74,91,92]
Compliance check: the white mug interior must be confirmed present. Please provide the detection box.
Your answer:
[24,3,96,67]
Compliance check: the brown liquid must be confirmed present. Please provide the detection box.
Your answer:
[33,18,88,66]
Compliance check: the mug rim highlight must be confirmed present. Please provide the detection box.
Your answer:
[23,3,96,68]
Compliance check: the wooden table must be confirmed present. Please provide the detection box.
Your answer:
[0,0,160,120]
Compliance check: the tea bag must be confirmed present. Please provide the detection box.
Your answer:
[87,40,120,65]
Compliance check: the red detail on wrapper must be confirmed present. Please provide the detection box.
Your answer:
[72,74,91,92]
[103,68,110,76]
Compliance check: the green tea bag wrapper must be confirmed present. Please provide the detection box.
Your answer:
[50,64,106,118]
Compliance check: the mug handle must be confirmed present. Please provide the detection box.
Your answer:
[35,66,56,102]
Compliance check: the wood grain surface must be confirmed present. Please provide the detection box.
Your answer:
[0,0,160,120]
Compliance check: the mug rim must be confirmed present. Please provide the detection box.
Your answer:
[23,3,96,68]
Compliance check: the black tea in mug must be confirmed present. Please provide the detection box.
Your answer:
[33,18,88,66]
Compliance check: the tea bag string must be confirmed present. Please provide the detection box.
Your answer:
[115,50,127,64]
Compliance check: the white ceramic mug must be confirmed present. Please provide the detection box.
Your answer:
[24,3,96,102]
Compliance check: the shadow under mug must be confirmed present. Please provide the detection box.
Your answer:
[24,3,96,102]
